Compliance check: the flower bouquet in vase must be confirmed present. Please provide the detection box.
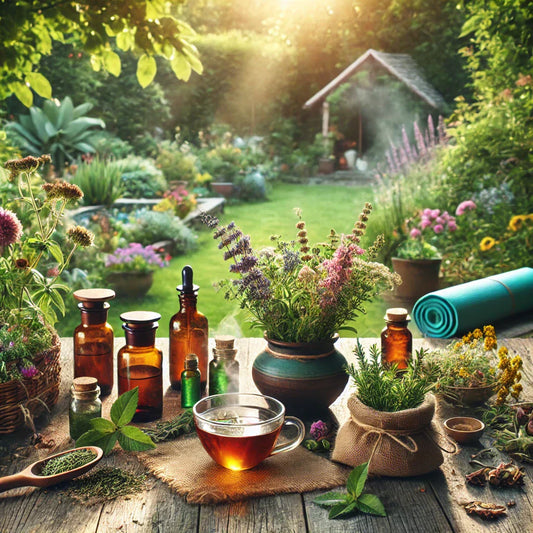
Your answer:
[0,156,94,434]
[203,203,400,413]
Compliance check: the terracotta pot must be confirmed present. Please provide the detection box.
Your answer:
[318,157,335,175]
[106,271,154,298]
[442,383,497,406]
[251,334,348,414]
[391,257,441,301]
[211,182,234,198]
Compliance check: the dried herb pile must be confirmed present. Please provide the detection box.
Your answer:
[69,467,146,501]
[40,449,96,476]
[144,409,195,442]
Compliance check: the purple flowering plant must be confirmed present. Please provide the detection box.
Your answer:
[105,243,170,274]
[395,207,458,260]
[203,204,399,343]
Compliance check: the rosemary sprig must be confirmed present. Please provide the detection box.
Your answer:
[143,409,195,442]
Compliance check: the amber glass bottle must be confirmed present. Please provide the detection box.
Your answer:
[117,311,163,422]
[169,266,208,391]
[73,289,115,396]
[381,308,412,371]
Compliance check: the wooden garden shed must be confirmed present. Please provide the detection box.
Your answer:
[303,49,447,156]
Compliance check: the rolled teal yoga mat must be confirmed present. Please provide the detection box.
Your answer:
[413,267,533,338]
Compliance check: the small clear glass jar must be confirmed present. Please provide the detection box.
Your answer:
[69,376,102,440]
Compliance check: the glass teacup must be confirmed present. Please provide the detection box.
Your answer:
[193,393,305,471]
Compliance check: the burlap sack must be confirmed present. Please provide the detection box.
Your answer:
[332,394,449,476]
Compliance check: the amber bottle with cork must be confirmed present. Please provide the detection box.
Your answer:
[169,266,208,391]
[209,335,239,395]
[73,289,115,396]
[117,311,163,421]
[381,307,412,371]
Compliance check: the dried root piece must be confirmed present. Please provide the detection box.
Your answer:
[466,462,525,487]
[465,467,491,486]
[464,501,507,519]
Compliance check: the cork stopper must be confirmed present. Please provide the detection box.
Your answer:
[73,376,99,392]
[184,353,199,370]
[215,335,235,350]
[384,307,410,322]
[74,288,115,309]
[120,311,161,325]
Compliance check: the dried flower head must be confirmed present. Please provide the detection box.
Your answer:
[0,207,23,246]
[4,155,50,180]
[42,181,83,201]
[67,226,94,248]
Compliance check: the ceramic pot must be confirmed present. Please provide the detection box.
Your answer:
[318,157,335,175]
[392,257,441,301]
[251,334,348,414]
[211,182,234,198]
[442,383,496,406]
[106,271,154,298]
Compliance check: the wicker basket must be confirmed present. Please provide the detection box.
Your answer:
[0,332,61,434]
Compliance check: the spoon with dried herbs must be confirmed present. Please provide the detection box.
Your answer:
[0,446,103,493]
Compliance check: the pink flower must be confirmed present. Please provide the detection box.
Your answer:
[410,228,422,238]
[433,224,444,234]
[310,420,329,440]
[447,220,458,231]
[420,216,432,229]
[21,365,38,379]
[435,216,444,225]
[0,207,23,246]
[430,209,440,219]
[456,200,477,216]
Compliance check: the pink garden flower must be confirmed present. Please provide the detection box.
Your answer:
[410,228,422,238]
[447,220,458,231]
[430,209,440,219]
[420,216,432,229]
[0,207,23,246]
[20,365,38,379]
[433,224,444,234]
[456,200,477,216]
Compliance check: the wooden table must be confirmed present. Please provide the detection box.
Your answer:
[1,337,532,533]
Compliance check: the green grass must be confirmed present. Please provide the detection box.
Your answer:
[57,182,395,339]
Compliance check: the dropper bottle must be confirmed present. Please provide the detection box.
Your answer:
[169,266,208,391]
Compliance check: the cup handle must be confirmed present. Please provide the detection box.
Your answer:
[270,416,306,456]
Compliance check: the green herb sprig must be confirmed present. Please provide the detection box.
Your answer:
[40,449,96,476]
[346,343,433,412]
[313,462,386,519]
[144,409,195,442]
[76,387,155,455]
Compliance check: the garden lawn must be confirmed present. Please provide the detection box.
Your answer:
[57,182,394,340]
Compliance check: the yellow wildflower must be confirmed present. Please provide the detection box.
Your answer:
[458,367,470,378]
[472,328,483,339]
[479,236,497,251]
[484,335,497,351]
[511,383,523,400]
[508,214,527,232]
[498,346,509,357]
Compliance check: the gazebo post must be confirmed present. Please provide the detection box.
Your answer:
[321,101,330,139]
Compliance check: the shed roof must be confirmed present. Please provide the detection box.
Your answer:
[303,49,447,111]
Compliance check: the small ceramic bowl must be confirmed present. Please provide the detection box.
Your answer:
[443,416,485,444]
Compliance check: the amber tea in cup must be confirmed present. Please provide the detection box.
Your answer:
[193,393,305,471]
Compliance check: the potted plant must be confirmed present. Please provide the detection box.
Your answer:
[104,243,170,298]
[392,208,457,301]
[0,155,94,434]
[202,204,400,412]
[332,343,448,476]
[424,325,523,406]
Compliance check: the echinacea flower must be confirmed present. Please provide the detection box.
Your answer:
[0,207,23,246]
[479,236,497,251]
[67,225,94,247]
[42,180,83,201]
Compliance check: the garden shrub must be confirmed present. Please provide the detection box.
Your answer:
[121,209,198,255]
[117,156,167,199]
[155,140,198,185]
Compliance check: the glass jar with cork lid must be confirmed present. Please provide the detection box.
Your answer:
[381,307,412,371]
[209,335,239,395]
[69,376,102,440]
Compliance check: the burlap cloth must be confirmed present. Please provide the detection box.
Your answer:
[332,394,455,476]
[136,434,350,504]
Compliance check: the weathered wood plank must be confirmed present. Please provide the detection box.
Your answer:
[198,494,307,533]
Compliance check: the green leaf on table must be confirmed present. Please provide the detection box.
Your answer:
[356,493,387,517]
[329,500,357,519]
[346,461,368,498]
[89,417,116,433]
[76,429,118,455]
[313,491,348,507]
[110,387,139,427]
[117,426,156,452]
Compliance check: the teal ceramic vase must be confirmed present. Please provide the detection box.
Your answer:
[251,334,348,414]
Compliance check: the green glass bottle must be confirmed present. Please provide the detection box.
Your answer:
[208,335,239,396]
[181,353,201,408]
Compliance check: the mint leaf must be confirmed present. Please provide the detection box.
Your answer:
[76,429,118,455]
[329,501,357,519]
[356,493,387,517]
[110,387,139,427]
[313,491,348,507]
[89,417,116,433]
[346,461,368,498]
[118,426,156,452]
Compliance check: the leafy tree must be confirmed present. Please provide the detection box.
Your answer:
[0,0,202,107]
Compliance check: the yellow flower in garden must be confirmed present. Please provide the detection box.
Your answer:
[473,328,483,339]
[511,383,523,399]
[458,367,469,378]
[527,213,533,222]
[484,335,497,350]
[479,236,497,251]
[483,325,496,338]
[508,214,527,231]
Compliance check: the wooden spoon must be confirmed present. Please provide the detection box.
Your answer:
[0,446,103,493]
